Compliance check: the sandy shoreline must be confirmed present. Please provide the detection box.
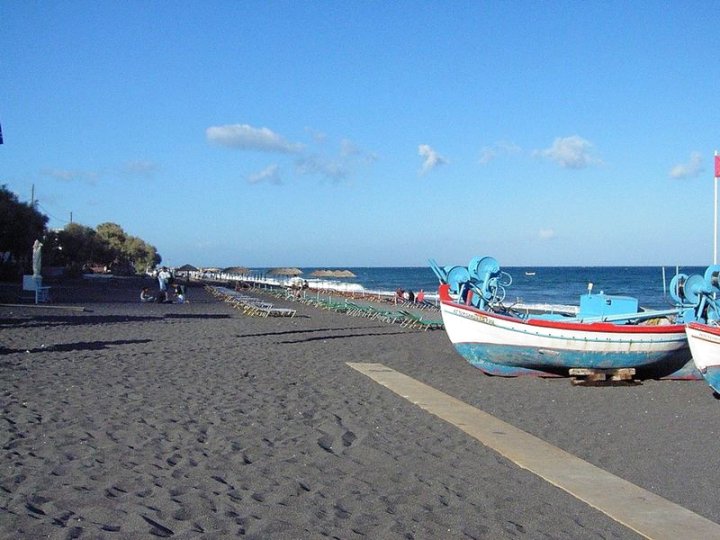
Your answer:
[2,279,719,538]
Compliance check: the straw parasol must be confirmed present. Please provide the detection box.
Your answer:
[269,267,303,276]
[176,264,198,272]
[310,269,356,278]
[222,266,251,275]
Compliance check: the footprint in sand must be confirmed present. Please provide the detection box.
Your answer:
[316,414,361,453]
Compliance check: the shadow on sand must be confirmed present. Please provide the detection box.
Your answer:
[1,338,153,356]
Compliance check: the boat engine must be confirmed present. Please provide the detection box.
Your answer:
[669,265,720,322]
[429,256,512,310]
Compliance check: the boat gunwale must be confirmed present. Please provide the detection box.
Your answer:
[440,299,685,336]
[687,321,720,336]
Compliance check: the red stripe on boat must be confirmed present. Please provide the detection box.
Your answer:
[688,322,720,336]
[440,296,683,335]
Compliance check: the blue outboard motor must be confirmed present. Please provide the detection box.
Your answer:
[669,266,720,323]
[704,266,720,321]
[464,257,499,309]
[447,266,471,295]
[428,256,511,310]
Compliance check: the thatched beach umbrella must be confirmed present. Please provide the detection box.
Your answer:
[270,267,303,276]
[310,269,356,278]
[222,266,250,275]
[176,264,198,272]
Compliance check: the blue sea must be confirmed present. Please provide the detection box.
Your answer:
[292,265,707,309]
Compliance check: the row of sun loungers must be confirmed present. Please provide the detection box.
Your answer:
[261,289,444,330]
[207,283,443,329]
[206,286,297,317]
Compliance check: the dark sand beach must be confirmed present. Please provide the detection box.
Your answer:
[2,279,720,538]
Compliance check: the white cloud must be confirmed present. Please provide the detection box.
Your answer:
[341,138,361,157]
[535,135,601,169]
[306,127,327,143]
[295,155,348,182]
[121,160,158,176]
[669,151,703,179]
[206,124,303,153]
[294,138,376,182]
[248,164,282,185]
[479,141,521,164]
[418,144,447,175]
[42,161,157,185]
[207,124,377,184]
[341,138,378,163]
[43,168,100,184]
[45,169,81,181]
[538,228,556,240]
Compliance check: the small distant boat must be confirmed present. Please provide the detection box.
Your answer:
[525,271,536,276]
[429,256,705,379]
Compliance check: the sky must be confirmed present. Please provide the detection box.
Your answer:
[2,1,720,268]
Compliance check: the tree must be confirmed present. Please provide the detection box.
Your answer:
[124,234,161,274]
[44,222,161,275]
[0,185,48,276]
[0,186,161,278]
[51,223,111,268]
[95,222,160,274]
[96,222,127,253]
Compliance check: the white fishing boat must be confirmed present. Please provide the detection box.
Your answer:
[429,256,703,379]
[682,265,720,393]
[686,322,720,393]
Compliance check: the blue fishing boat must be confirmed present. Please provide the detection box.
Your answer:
[429,256,705,380]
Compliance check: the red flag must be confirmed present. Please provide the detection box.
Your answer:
[716,154,720,178]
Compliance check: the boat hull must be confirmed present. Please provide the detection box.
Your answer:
[686,322,720,393]
[440,300,698,379]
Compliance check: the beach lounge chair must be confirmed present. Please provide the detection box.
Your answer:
[266,306,297,317]
[369,308,407,324]
[399,310,444,331]
[314,298,349,313]
[209,287,296,318]
[346,302,383,319]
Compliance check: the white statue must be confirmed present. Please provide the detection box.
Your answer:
[32,239,43,277]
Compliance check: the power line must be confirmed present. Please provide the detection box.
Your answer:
[35,203,72,226]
